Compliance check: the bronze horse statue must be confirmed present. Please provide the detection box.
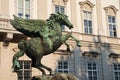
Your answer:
[10,13,80,75]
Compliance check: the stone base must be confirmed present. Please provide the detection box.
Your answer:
[31,75,50,80]
[31,73,78,80]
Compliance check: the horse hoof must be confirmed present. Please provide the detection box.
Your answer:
[77,42,81,47]
[12,66,20,73]
[66,48,70,52]
[77,44,81,47]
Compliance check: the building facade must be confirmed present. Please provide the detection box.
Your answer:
[0,0,120,80]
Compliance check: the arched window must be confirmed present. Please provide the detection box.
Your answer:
[79,0,94,34]
[104,5,118,37]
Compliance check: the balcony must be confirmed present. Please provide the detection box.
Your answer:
[0,15,19,33]
[0,15,25,46]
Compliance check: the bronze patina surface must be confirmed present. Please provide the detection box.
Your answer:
[10,13,80,75]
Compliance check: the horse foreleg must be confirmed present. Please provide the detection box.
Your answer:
[64,42,70,51]
[70,35,81,47]
[61,33,80,48]
[61,32,72,42]
[12,50,24,72]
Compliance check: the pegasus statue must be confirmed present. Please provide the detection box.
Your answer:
[10,13,80,75]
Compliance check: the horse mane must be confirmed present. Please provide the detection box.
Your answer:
[48,13,65,20]
[47,13,66,28]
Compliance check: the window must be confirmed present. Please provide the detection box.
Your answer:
[104,5,118,37]
[113,64,120,80]
[57,61,69,73]
[86,63,98,80]
[79,1,94,34]
[84,11,92,34]
[55,5,65,30]
[18,0,30,19]
[108,16,117,37]
[55,5,65,14]
[18,60,32,80]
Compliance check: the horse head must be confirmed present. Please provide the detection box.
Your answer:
[48,13,73,29]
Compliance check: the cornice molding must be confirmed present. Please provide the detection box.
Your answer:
[109,53,120,58]
[52,0,69,5]
[104,5,118,15]
[79,0,95,9]
[3,33,13,46]
[63,0,69,4]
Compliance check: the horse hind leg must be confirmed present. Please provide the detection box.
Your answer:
[40,63,52,75]
[33,58,52,75]
[12,50,24,72]
[12,40,25,72]
[36,66,46,75]
[32,58,47,75]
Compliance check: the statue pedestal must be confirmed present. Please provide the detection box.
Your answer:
[31,73,78,80]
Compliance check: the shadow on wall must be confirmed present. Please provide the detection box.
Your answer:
[53,43,82,79]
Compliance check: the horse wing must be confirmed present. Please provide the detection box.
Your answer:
[10,15,47,37]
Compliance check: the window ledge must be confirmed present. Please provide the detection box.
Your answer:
[54,49,72,55]
[109,53,120,58]
[82,51,100,57]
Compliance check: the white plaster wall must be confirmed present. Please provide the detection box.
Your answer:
[9,0,15,19]
[31,0,37,19]
[47,0,53,19]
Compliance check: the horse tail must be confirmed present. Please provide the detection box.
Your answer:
[18,40,26,50]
